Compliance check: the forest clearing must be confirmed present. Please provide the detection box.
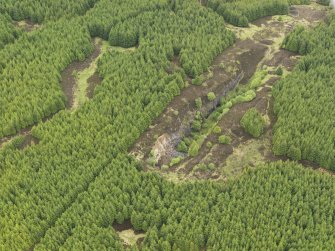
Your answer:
[0,0,334,250]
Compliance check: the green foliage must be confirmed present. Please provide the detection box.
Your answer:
[192,75,205,85]
[207,92,216,101]
[107,3,235,77]
[0,18,93,138]
[208,0,290,27]
[275,66,283,76]
[191,120,202,132]
[213,126,222,134]
[169,157,183,167]
[316,0,330,5]
[274,18,335,168]
[287,145,302,161]
[206,141,213,148]
[0,1,237,249]
[240,108,266,138]
[0,0,99,22]
[218,135,232,144]
[0,1,333,250]
[195,97,202,109]
[36,160,335,250]
[188,141,200,157]
[0,14,21,49]
[177,140,188,153]
[248,70,268,89]
[194,162,216,172]
[230,90,256,105]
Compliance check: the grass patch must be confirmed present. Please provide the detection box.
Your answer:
[118,229,145,246]
[73,38,104,109]
[222,139,267,178]
[73,39,135,109]
[226,23,263,40]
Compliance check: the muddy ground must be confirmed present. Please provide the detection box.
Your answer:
[130,4,329,181]
[61,39,102,108]
[87,71,103,98]
[0,39,103,149]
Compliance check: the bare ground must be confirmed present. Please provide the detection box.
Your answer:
[61,39,102,109]
[14,20,40,32]
[87,71,102,98]
[0,40,103,149]
[130,4,329,181]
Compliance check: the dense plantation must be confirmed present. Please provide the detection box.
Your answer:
[37,161,335,250]
[207,0,310,26]
[0,0,234,249]
[0,14,21,49]
[273,17,335,168]
[0,0,99,22]
[0,0,334,250]
[0,19,93,137]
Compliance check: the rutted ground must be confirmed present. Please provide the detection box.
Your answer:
[130,3,329,182]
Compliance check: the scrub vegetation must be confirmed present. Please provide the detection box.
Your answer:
[0,0,334,250]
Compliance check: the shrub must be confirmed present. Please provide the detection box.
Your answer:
[192,120,202,131]
[192,75,205,85]
[195,97,202,109]
[169,157,183,167]
[276,67,283,76]
[240,108,266,138]
[177,140,188,153]
[213,126,222,134]
[231,90,256,105]
[206,141,213,148]
[207,92,216,101]
[218,135,231,144]
[188,141,200,157]
[208,163,216,170]
[161,165,169,170]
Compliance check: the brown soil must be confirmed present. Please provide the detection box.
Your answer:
[14,20,40,32]
[61,40,102,108]
[290,5,329,24]
[181,81,273,175]
[112,220,134,232]
[18,134,39,150]
[0,43,103,148]
[87,71,102,99]
[131,39,267,163]
[112,219,144,234]
[130,4,329,180]
[266,49,298,71]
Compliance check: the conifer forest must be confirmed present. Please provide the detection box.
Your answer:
[0,0,334,250]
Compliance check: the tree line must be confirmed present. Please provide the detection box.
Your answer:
[0,0,99,23]
[207,0,310,27]
[0,14,21,49]
[273,15,335,168]
[0,0,234,249]
[36,160,335,250]
[0,0,334,250]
